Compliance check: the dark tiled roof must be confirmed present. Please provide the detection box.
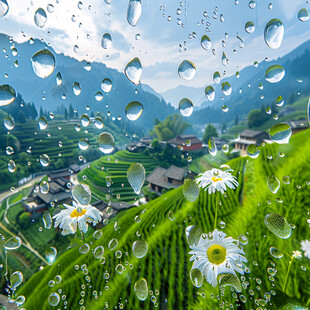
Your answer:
[37,191,71,205]
[240,129,267,138]
[48,169,72,179]
[285,120,309,129]
[70,164,80,173]
[146,167,181,190]
[49,181,63,194]
[164,165,185,181]
[168,135,202,146]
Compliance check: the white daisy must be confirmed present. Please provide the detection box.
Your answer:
[292,250,302,259]
[196,168,239,194]
[189,229,247,287]
[301,240,310,259]
[53,200,103,236]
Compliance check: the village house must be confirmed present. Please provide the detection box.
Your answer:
[167,134,203,152]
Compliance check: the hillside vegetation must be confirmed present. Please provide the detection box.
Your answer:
[17,129,310,309]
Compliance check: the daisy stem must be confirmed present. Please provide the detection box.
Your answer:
[214,194,219,231]
[81,231,86,243]
[283,257,294,293]
[307,297,310,306]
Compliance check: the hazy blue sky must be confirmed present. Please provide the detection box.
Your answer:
[0,0,309,94]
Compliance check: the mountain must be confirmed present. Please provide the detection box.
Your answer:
[0,34,175,129]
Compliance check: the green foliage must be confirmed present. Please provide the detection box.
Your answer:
[248,107,269,128]
[202,124,218,144]
[150,114,191,141]
[151,139,161,152]
[18,212,30,229]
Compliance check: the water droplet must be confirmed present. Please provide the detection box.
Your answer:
[205,86,215,101]
[4,114,15,129]
[213,71,221,84]
[124,57,142,85]
[221,52,228,66]
[45,246,57,264]
[282,176,290,184]
[48,292,60,306]
[275,96,284,107]
[125,101,144,121]
[269,247,283,259]
[101,33,112,49]
[101,78,112,93]
[269,123,292,144]
[108,238,118,250]
[127,0,142,26]
[93,230,103,239]
[298,8,309,22]
[182,178,199,202]
[127,163,145,194]
[237,234,248,245]
[8,160,16,173]
[247,144,260,158]
[178,60,196,80]
[134,278,148,301]
[208,138,217,156]
[6,146,14,155]
[190,268,203,288]
[201,35,211,50]
[98,132,115,154]
[38,116,48,130]
[219,273,242,293]
[94,246,104,259]
[31,49,55,78]
[265,65,285,83]
[95,91,103,101]
[79,243,90,254]
[43,211,52,229]
[34,8,47,28]
[249,0,256,8]
[185,225,202,246]
[14,295,26,306]
[245,21,255,33]
[4,236,21,250]
[179,98,193,117]
[10,271,23,290]
[80,113,90,127]
[0,85,16,106]
[40,154,50,167]
[264,213,292,239]
[267,175,280,194]
[94,116,104,129]
[55,72,62,85]
[78,138,89,150]
[264,19,284,49]
[221,82,232,96]
[72,184,91,205]
[73,82,81,95]
[132,240,148,258]
[0,0,9,17]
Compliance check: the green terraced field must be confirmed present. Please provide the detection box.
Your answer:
[78,150,159,202]
[14,129,310,309]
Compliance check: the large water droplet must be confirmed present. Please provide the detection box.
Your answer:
[4,236,22,250]
[213,71,221,84]
[179,98,193,117]
[94,246,104,259]
[10,271,23,291]
[101,33,112,49]
[125,101,143,121]
[43,211,52,229]
[78,138,89,150]
[208,138,217,156]
[72,184,91,205]
[40,154,50,167]
[0,0,9,17]
[108,238,118,250]
[56,72,62,85]
[264,19,284,49]
[134,278,148,301]
[269,123,292,144]
[34,8,47,28]
[264,213,292,239]
[247,144,260,158]
[48,292,60,306]
[0,85,16,106]
[221,52,228,66]
[98,132,115,154]
[245,21,255,33]
[269,246,283,259]
[80,113,90,127]
[222,82,232,96]
[38,116,48,130]
[79,243,90,254]
[132,240,148,258]
[182,178,199,202]
[265,65,285,83]
[201,35,211,50]
[31,49,55,78]
[205,86,215,101]
[298,8,309,22]
[127,163,145,194]
[101,78,112,93]
[219,273,242,293]
[45,246,57,264]
[190,268,203,288]
[73,82,81,96]
[127,0,142,26]
[8,160,16,173]
[178,60,196,80]
[275,96,284,107]
[4,114,15,130]
[125,57,142,85]
[267,175,280,194]
[185,225,202,247]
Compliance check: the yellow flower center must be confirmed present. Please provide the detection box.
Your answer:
[207,244,227,265]
[70,208,87,218]
[212,176,223,182]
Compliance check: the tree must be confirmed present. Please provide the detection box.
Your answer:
[39,107,44,117]
[68,104,74,119]
[248,109,268,128]
[202,124,218,144]
[16,110,26,123]
[151,139,161,153]
[234,114,239,126]
[221,122,227,134]
[162,143,174,164]
[18,212,30,229]
[64,108,68,120]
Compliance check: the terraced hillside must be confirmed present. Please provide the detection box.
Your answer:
[78,150,159,202]
[17,129,310,309]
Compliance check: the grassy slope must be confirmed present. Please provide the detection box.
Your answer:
[78,150,159,202]
[18,129,310,309]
